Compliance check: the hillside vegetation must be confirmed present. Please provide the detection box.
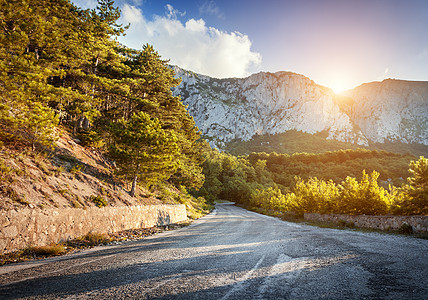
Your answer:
[0,0,426,218]
[0,0,211,216]
[194,149,427,215]
[225,130,428,157]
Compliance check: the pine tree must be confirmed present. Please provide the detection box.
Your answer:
[396,156,428,215]
[129,45,206,189]
[0,0,71,148]
[108,112,179,196]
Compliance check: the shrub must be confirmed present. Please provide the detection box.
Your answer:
[287,177,340,214]
[90,195,108,208]
[81,232,111,246]
[55,165,65,176]
[67,232,111,248]
[250,186,287,211]
[338,171,392,215]
[25,244,66,257]
[76,130,105,147]
[70,164,83,174]
[398,223,413,234]
[394,156,428,215]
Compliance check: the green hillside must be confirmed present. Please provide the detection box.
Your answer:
[225,130,428,157]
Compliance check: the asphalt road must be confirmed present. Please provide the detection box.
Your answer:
[1,203,427,299]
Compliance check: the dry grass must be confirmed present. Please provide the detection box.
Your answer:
[0,222,194,266]
[71,232,112,247]
[26,244,67,256]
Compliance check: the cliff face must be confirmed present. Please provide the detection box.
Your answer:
[172,67,428,149]
[344,79,428,145]
[173,67,367,148]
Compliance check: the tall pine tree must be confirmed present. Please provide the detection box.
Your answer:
[108,112,179,196]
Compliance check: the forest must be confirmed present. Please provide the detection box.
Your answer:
[0,0,426,216]
[194,149,428,216]
[0,0,206,197]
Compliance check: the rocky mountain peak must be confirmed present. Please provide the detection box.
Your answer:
[172,66,427,149]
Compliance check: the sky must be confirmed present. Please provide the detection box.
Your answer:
[72,0,428,93]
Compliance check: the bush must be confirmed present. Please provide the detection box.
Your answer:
[67,232,111,248]
[338,171,392,215]
[70,164,83,174]
[394,156,428,215]
[287,177,340,214]
[250,186,287,211]
[90,195,108,208]
[25,244,66,257]
[398,223,413,234]
[76,130,105,148]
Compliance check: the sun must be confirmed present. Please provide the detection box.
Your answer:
[328,79,350,94]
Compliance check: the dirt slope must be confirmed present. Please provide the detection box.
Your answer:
[0,129,165,211]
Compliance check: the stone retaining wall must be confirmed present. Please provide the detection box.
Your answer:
[0,205,187,254]
[304,213,428,233]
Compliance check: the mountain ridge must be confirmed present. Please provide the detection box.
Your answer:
[172,66,428,150]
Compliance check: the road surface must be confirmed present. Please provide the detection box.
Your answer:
[1,203,427,299]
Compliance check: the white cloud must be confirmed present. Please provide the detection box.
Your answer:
[165,4,186,19]
[122,3,144,24]
[199,1,224,19]
[119,4,261,78]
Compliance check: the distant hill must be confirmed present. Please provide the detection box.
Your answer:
[224,130,428,157]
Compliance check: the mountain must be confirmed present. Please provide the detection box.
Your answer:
[172,67,428,152]
[343,79,428,145]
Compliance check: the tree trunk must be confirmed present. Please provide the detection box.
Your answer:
[130,175,137,197]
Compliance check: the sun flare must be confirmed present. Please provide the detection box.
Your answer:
[328,79,350,94]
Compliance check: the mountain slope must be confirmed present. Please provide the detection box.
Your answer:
[344,79,428,145]
[172,67,368,148]
[173,67,428,151]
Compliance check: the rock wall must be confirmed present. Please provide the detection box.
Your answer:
[304,213,428,233]
[0,205,187,254]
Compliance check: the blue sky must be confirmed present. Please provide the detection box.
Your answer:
[73,0,428,92]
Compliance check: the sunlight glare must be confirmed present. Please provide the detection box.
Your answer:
[328,78,349,94]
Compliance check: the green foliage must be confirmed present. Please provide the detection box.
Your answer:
[201,148,425,215]
[248,149,413,188]
[0,0,207,207]
[108,112,179,190]
[287,177,340,214]
[338,171,392,215]
[76,130,105,147]
[226,130,428,157]
[0,0,110,149]
[250,186,288,211]
[90,195,108,208]
[70,164,83,174]
[226,130,363,155]
[196,149,275,204]
[393,156,428,215]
